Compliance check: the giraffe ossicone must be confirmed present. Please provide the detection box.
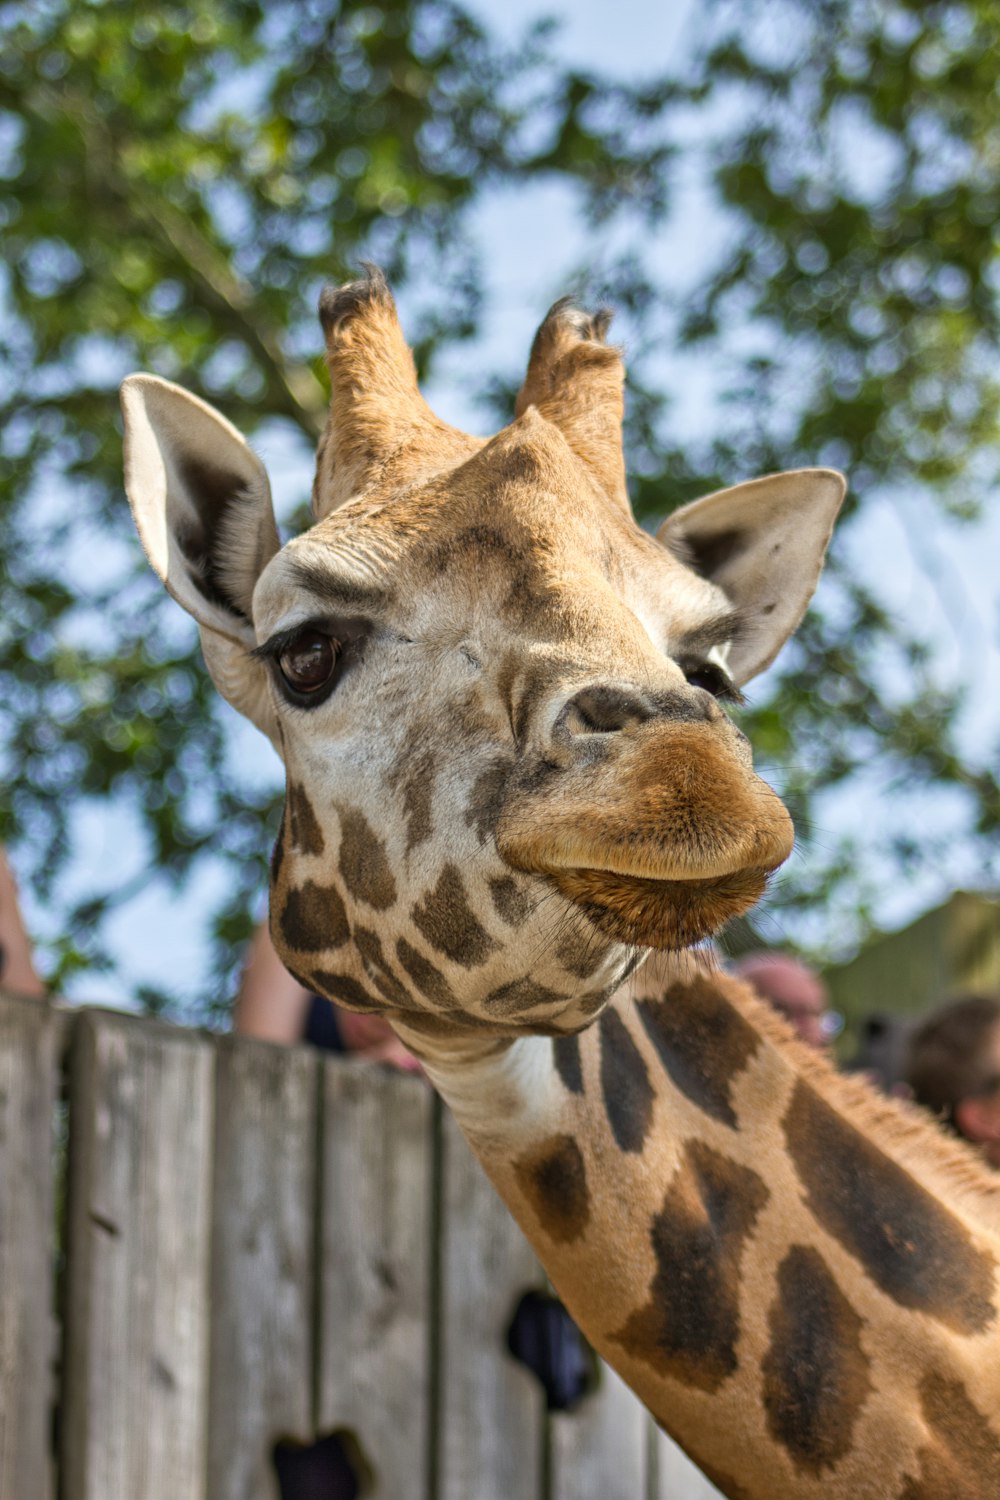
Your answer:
[121,270,1000,1499]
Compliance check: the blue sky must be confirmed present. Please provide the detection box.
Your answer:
[16,0,1000,1006]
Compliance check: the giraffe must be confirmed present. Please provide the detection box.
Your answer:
[120,269,1000,1499]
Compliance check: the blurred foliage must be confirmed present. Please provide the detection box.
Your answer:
[653,0,1000,946]
[0,0,675,1012]
[1,0,998,1014]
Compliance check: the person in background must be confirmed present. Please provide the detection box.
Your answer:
[0,847,45,998]
[905,994,1000,1168]
[236,919,419,1071]
[846,1011,915,1095]
[731,950,841,1049]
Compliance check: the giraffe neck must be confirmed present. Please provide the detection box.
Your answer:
[398,950,1000,1500]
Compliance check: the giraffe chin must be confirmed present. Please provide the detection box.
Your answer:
[550,865,770,950]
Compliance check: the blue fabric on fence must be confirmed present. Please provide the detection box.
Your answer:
[273,1431,359,1500]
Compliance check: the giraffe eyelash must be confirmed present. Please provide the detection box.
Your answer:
[250,619,349,663]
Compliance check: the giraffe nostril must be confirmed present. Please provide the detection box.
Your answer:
[562,685,656,735]
[556,683,718,745]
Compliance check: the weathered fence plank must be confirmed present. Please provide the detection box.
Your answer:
[437,1109,544,1500]
[0,992,57,1500]
[0,994,734,1500]
[317,1058,434,1500]
[551,1359,649,1500]
[60,1009,214,1500]
[207,1035,319,1500]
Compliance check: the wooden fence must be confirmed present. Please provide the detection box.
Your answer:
[0,989,722,1500]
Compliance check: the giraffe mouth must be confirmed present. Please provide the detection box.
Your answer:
[549,865,771,949]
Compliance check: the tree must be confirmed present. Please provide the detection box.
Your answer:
[652,0,1000,945]
[0,0,674,1012]
[1,0,997,1014]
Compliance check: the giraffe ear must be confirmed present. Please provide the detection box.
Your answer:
[658,468,846,684]
[120,374,283,748]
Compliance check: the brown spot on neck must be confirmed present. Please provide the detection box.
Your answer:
[612,1140,769,1392]
[511,660,559,745]
[337,805,397,910]
[496,649,519,734]
[556,931,608,979]
[310,972,381,1012]
[395,749,435,854]
[287,781,325,855]
[353,926,411,1007]
[514,1134,591,1245]
[484,976,564,1018]
[278,879,349,954]
[762,1244,872,1475]
[395,938,456,1007]
[394,1009,499,1040]
[488,875,533,927]
[578,985,614,1019]
[466,759,513,846]
[553,1034,584,1095]
[899,1371,1000,1498]
[636,975,760,1129]
[599,1009,655,1153]
[784,1082,997,1336]
[271,826,285,882]
[411,864,497,968]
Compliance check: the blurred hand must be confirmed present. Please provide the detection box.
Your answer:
[337,1010,422,1074]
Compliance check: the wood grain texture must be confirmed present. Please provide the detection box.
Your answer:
[0,991,57,1500]
[550,1358,648,1500]
[207,1035,319,1500]
[0,996,733,1500]
[437,1110,544,1500]
[317,1059,434,1500]
[60,1009,214,1500]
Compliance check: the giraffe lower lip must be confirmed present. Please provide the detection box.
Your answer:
[550,865,770,950]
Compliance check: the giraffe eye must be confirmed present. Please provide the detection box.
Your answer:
[278,629,339,694]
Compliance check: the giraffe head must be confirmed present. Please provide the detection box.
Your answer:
[121,269,843,1038]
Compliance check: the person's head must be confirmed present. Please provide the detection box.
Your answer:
[849,1012,914,1096]
[732,951,834,1048]
[905,994,1000,1166]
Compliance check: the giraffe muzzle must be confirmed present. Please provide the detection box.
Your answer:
[496,722,794,948]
